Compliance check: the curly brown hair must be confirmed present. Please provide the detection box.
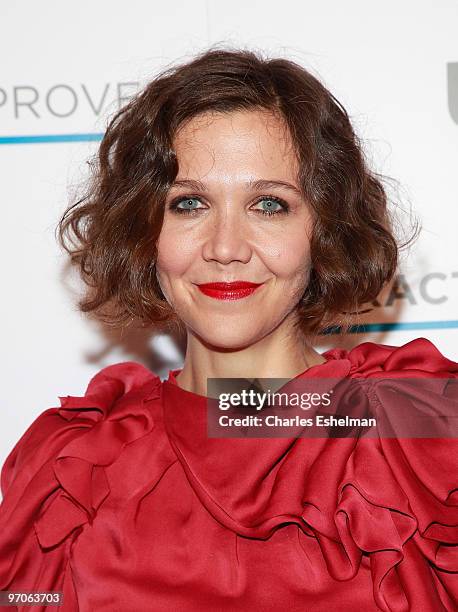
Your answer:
[56,47,417,338]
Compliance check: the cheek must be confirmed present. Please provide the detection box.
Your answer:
[155,230,196,278]
[264,231,311,280]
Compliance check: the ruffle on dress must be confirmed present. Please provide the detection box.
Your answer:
[0,361,161,601]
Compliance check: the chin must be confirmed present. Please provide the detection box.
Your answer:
[188,319,267,351]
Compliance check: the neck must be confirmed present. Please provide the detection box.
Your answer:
[174,316,326,397]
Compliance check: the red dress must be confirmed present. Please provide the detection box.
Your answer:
[1,337,457,611]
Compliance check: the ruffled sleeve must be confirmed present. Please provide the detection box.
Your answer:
[301,337,458,612]
[0,361,159,608]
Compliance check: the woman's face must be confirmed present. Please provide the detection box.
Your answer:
[155,108,314,349]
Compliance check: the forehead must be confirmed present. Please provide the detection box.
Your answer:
[172,109,299,182]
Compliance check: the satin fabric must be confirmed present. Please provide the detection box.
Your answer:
[0,337,457,611]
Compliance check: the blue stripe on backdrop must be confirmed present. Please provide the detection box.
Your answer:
[323,320,458,335]
[0,133,104,144]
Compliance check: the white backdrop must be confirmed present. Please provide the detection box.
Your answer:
[1,0,457,473]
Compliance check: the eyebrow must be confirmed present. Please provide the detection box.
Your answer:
[170,178,303,198]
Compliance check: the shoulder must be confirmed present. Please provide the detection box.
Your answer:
[0,361,161,548]
[326,336,458,438]
[1,361,161,495]
[325,336,458,377]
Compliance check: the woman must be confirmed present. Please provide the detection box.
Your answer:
[1,48,457,611]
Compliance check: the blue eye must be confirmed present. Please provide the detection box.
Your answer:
[253,197,288,216]
[171,197,204,213]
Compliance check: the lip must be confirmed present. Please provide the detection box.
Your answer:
[196,281,265,300]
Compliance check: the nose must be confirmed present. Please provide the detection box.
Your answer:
[201,207,252,265]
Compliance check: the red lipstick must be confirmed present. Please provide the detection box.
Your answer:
[196,281,264,300]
